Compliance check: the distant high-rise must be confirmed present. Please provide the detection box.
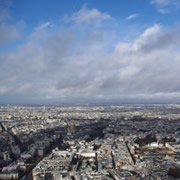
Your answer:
[68,120,75,134]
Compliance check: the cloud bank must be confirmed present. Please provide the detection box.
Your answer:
[1,5,180,104]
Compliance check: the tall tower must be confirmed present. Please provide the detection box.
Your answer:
[68,120,75,134]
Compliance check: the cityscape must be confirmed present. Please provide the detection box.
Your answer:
[1,0,180,179]
[0,104,180,179]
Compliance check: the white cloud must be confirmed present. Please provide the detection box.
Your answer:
[152,0,170,6]
[64,5,111,25]
[126,13,139,20]
[159,8,169,14]
[36,22,53,30]
[151,0,180,13]
[132,24,161,50]
[1,6,180,103]
[2,23,180,102]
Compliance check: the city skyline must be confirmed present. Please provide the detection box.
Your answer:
[1,0,180,104]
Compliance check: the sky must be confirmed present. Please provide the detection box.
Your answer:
[1,0,180,105]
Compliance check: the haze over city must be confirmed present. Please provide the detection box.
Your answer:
[1,0,180,104]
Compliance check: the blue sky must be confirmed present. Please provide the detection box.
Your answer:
[10,0,180,27]
[1,0,180,104]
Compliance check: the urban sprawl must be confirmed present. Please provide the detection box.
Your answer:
[0,104,180,179]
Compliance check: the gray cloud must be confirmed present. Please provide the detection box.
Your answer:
[0,22,24,45]
[0,0,11,21]
[1,7,180,104]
